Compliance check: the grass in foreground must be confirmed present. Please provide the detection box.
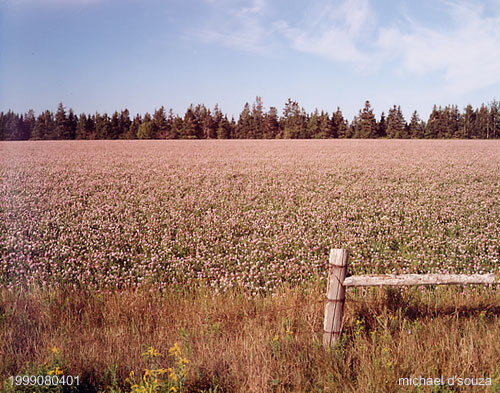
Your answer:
[1,284,499,393]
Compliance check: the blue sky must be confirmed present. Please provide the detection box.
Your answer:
[1,0,499,121]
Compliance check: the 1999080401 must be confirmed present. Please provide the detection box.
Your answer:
[9,375,80,387]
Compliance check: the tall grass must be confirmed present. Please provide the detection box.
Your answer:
[1,285,499,392]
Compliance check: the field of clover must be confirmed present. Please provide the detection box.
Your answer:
[1,139,499,294]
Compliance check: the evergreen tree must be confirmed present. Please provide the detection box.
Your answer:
[200,107,216,139]
[307,109,320,138]
[425,105,440,139]
[250,96,264,139]
[281,99,307,139]
[153,106,169,139]
[386,105,406,138]
[95,113,111,139]
[236,102,252,139]
[262,107,280,139]
[67,109,77,139]
[110,111,121,139]
[165,109,180,139]
[408,110,425,139]
[489,100,500,139]
[23,109,36,140]
[377,112,387,138]
[55,102,71,139]
[182,106,202,138]
[216,115,231,139]
[458,105,475,139]
[3,111,25,140]
[126,114,141,139]
[119,109,132,139]
[33,110,55,140]
[443,105,459,138]
[332,108,347,138]
[355,101,377,138]
[475,104,489,139]
[319,110,334,138]
[137,113,154,139]
[76,113,92,139]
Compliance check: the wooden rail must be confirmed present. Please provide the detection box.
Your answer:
[323,249,499,348]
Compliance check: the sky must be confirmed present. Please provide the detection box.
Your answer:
[1,0,500,121]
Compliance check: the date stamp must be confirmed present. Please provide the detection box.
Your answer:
[8,374,80,387]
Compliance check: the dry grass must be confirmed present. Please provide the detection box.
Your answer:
[1,285,499,392]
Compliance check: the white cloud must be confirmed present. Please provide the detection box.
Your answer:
[192,0,273,53]
[275,0,375,67]
[376,1,500,95]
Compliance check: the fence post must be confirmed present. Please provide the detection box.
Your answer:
[323,248,348,348]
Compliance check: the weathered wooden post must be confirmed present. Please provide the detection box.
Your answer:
[323,248,349,348]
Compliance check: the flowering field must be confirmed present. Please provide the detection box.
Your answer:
[1,140,499,293]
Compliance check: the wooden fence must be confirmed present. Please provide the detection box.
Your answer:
[323,248,500,348]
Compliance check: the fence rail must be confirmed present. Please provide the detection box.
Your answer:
[323,249,500,348]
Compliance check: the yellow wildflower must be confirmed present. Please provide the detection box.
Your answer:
[169,371,178,382]
[142,347,161,358]
[51,346,59,354]
[48,367,63,375]
[168,342,182,357]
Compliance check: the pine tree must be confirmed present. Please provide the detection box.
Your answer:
[307,109,320,138]
[23,109,36,140]
[489,100,500,139]
[33,110,55,140]
[110,111,121,139]
[200,107,216,139]
[332,108,347,138]
[137,113,153,139]
[386,105,406,138]
[236,103,252,139]
[355,101,377,138]
[216,115,231,139]
[281,99,307,138]
[377,112,387,138]
[250,97,265,139]
[119,109,132,139]
[55,102,71,139]
[262,107,280,139]
[152,106,169,139]
[95,113,111,139]
[408,110,425,139]
[458,105,475,139]
[425,105,440,139]
[67,109,77,139]
[319,111,334,138]
[182,106,201,139]
[475,104,489,139]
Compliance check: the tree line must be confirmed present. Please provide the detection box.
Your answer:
[1,98,499,141]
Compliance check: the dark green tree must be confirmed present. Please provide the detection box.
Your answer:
[332,108,347,138]
[377,112,387,138]
[386,105,406,138]
[95,113,111,139]
[236,102,252,139]
[33,110,55,140]
[262,107,280,139]
[307,109,320,138]
[55,103,71,139]
[354,101,377,138]
[137,113,154,139]
[281,99,307,139]
[408,110,425,139]
[182,106,202,139]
